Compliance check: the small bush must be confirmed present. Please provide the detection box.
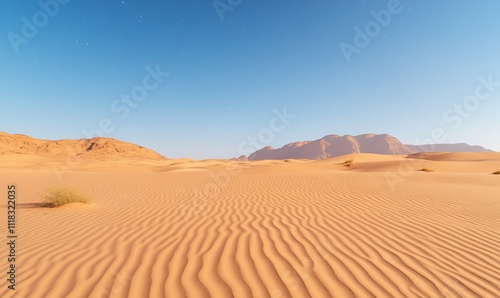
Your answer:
[419,168,434,172]
[493,171,500,175]
[343,159,354,167]
[42,187,90,207]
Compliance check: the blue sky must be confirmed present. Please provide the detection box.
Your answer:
[1,0,499,159]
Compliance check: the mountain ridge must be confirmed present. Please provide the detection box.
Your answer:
[406,143,493,153]
[247,134,493,161]
[0,132,167,160]
[1,132,493,161]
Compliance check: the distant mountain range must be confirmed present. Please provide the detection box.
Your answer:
[0,132,166,160]
[1,132,493,161]
[247,134,493,161]
[406,143,493,153]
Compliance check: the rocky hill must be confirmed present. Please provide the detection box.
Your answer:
[248,134,413,161]
[247,134,494,161]
[0,132,166,160]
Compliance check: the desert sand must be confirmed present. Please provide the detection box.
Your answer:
[0,152,499,297]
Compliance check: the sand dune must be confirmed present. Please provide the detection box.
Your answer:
[0,153,499,297]
[408,152,500,162]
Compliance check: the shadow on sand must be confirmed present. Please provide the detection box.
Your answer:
[15,203,55,209]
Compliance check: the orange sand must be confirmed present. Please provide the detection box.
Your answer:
[0,153,499,297]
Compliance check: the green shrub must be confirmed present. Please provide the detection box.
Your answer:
[42,187,90,207]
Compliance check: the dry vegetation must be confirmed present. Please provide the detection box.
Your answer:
[343,159,354,167]
[42,187,91,207]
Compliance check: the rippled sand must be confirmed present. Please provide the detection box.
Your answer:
[1,153,499,297]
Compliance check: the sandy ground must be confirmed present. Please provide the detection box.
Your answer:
[0,153,499,298]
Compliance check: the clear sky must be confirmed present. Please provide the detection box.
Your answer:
[1,0,499,159]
